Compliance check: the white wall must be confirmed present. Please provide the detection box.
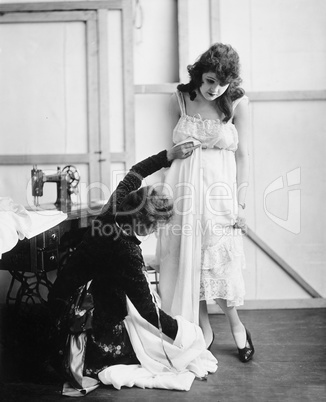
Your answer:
[133,0,326,300]
[218,0,326,299]
[0,11,90,301]
[0,0,325,303]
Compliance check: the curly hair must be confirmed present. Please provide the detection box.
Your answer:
[119,186,174,232]
[177,43,245,122]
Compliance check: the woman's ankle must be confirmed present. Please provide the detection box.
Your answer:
[231,324,246,349]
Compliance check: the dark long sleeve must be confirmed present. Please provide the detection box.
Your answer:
[116,244,178,340]
[102,150,172,215]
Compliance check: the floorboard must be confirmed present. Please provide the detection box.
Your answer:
[0,307,325,402]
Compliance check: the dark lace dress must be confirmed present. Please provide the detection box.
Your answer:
[48,150,177,380]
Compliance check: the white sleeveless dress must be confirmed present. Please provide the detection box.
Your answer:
[156,90,246,325]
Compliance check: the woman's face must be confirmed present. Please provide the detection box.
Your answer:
[199,72,229,101]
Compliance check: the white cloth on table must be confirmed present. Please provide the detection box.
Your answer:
[0,197,67,258]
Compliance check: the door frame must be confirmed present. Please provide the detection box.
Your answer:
[0,0,134,202]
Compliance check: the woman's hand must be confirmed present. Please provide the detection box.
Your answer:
[167,141,201,161]
[234,207,247,234]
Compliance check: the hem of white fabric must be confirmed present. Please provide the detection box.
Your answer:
[199,295,245,307]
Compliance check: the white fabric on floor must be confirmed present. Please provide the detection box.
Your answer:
[98,364,195,391]
[99,296,218,391]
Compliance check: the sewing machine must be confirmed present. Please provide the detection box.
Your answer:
[31,165,80,210]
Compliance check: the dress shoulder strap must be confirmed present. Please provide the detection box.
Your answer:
[175,90,187,116]
[232,95,249,111]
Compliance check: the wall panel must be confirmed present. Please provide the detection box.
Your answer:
[0,21,88,156]
[134,0,326,304]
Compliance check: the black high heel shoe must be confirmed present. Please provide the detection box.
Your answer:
[207,331,215,351]
[238,328,254,363]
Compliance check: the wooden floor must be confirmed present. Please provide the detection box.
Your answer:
[0,307,325,402]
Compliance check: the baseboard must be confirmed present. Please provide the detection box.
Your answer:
[207,298,326,313]
[2,297,325,316]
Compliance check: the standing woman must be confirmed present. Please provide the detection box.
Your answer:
[156,43,254,362]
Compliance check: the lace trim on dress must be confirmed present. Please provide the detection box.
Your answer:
[172,91,247,152]
[182,113,224,135]
[201,235,244,271]
[200,235,245,306]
